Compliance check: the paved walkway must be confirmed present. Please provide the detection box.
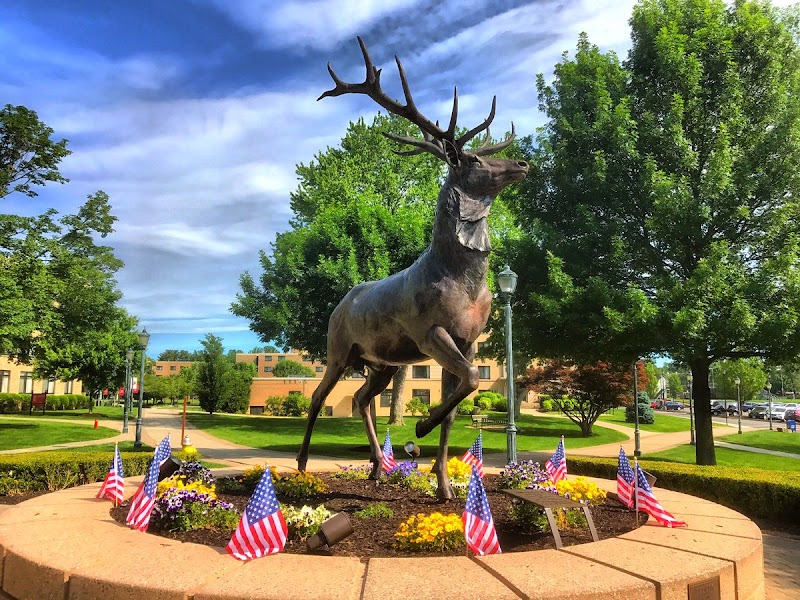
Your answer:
[2,408,799,598]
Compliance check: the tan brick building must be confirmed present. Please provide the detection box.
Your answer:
[0,355,84,396]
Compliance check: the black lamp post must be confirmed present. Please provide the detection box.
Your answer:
[633,362,641,457]
[133,328,150,449]
[688,373,695,445]
[497,265,518,465]
[122,348,134,433]
[735,376,742,435]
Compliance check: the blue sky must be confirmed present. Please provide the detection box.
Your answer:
[3,1,792,359]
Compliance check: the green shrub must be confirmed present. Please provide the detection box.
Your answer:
[474,391,504,410]
[264,395,285,416]
[406,397,429,416]
[284,392,311,416]
[0,450,152,495]
[625,403,655,424]
[457,399,474,415]
[493,398,508,412]
[541,398,555,412]
[0,393,91,414]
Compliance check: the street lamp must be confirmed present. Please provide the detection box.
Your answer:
[767,369,773,431]
[777,366,784,399]
[687,373,695,445]
[735,376,742,435]
[122,348,134,433]
[497,265,518,465]
[133,328,150,449]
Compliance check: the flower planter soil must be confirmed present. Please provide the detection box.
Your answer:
[109,473,646,559]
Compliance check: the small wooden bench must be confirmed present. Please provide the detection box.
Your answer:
[502,487,599,550]
[30,392,47,415]
[471,414,487,428]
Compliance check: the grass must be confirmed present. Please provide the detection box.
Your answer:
[0,420,118,451]
[186,412,627,460]
[644,444,800,472]
[598,410,692,433]
[717,430,800,455]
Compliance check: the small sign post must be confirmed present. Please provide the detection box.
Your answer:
[30,392,47,415]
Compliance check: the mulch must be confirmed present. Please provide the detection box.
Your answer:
[107,473,645,558]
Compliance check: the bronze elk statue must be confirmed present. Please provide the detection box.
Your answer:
[297,38,528,499]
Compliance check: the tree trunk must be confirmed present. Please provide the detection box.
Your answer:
[388,366,407,425]
[691,359,717,465]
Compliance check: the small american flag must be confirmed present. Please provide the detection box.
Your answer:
[381,430,396,474]
[461,433,484,478]
[462,466,501,555]
[226,467,288,560]
[126,435,171,531]
[96,443,124,504]
[545,438,567,483]
[616,448,634,508]
[635,463,687,528]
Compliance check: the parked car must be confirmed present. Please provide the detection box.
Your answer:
[664,401,684,411]
[770,407,790,421]
[741,402,757,413]
[748,405,768,419]
[711,401,738,416]
[785,408,798,422]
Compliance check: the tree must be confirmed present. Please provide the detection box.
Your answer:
[219,362,256,413]
[0,104,70,198]
[157,349,202,361]
[715,358,768,404]
[249,345,279,353]
[196,334,228,414]
[644,361,659,399]
[666,372,685,399]
[525,360,647,436]
[509,0,800,465]
[271,359,315,378]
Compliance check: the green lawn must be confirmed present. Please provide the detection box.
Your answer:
[644,444,800,472]
[186,412,627,460]
[717,430,800,455]
[598,410,692,433]
[0,420,118,451]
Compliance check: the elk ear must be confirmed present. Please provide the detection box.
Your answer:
[443,141,460,168]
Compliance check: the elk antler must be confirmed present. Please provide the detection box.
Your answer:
[319,37,515,162]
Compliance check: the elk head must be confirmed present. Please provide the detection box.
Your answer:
[319,37,528,252]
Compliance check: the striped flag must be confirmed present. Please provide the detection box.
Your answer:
[96,443,124,504]
[460,433,484,478]
[381,430,396,474]
[226,467,288,560]
[545,438,567,483]
[462,466,501,555]
[635,462,687,528]
[126,435,171,531]
[616,448,634,508]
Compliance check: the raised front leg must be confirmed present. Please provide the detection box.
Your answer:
[415,326,479,438]
[354,366,398,479]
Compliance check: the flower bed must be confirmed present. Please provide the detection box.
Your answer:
[109,461,644,558]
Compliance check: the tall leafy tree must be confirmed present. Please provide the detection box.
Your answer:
[0,104,70,198]
[510,0,800,464]
[196,334,229,414]
[271,359,315,378]
[714,358,768,404]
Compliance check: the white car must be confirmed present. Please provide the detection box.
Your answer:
[770,407,790,421]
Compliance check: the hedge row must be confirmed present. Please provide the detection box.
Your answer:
[0,451,151,496]
[0,393,92,413]
[568,455,800,524]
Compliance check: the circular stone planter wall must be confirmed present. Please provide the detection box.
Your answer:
[0,476,763,600]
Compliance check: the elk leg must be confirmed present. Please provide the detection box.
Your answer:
[416,326,478,438]
[297,362,346,472]
[355,366,398,479]
[432,369,459,501]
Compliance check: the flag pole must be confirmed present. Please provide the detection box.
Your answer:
[633,456,639,526]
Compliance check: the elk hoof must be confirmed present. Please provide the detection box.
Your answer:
[416,418,433,438]
[436,486,455,501]
[297,456,307,472]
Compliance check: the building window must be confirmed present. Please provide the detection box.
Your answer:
[477,341,487,352]
[315,366,323,373]
[351,371,365,379]
[63,380,73,394]
[324,406,333,417]
[412,365,430,379]
[264,367,272,373]
[250,406,264,416]
[19,371,33,394]
[412,389,431,405]
[302,355,311,362]
[46,378,56,394]
[156,366,163,371]
[0,370,10,393]
[380,389,392,407]
[170,365,176,371]
[278,356,286,361]
[478,366,491,380]
[265,356,272,362]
